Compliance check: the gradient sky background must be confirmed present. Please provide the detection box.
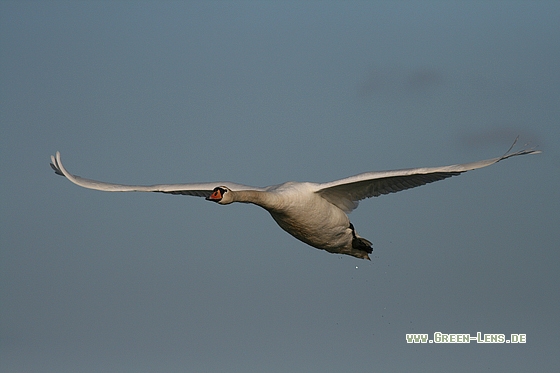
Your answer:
[1,1,559,372]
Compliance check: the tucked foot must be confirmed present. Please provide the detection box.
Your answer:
[349,223,373,254]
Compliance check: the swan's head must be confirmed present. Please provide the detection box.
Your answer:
[205,186,233,204]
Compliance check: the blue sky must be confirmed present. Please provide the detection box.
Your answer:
[1,1,559,372]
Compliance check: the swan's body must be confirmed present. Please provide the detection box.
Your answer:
[50,143,539,259]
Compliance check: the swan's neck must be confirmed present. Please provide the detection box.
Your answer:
[231,190,280,211]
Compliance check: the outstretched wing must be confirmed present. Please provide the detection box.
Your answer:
[316,146,540,213]
[50,151,264,197]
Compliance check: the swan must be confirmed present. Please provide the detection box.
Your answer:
[50,141,539,259]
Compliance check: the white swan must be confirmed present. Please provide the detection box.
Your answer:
[50,142,539,259]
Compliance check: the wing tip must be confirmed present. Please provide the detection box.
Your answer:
[50,151,65,176]
[500,148,542,162]
[498,136,542,161]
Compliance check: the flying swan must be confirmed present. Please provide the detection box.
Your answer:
[50,141,539,259]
